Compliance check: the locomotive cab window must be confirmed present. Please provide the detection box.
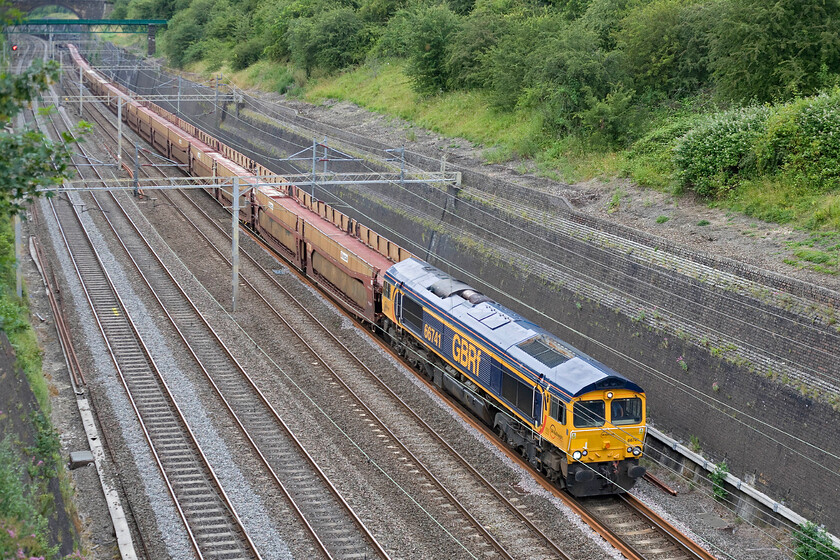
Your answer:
[610,397,643,425]
[549,396,566,424]
[573,400,605,428]
[383,282,393,299]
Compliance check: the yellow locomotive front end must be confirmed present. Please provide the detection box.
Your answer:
[555,388,647,496]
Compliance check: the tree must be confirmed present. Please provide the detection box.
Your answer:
[616,0,715,98]
[0,50,77,216]
[709,0,840,103]
[403,4,461,95]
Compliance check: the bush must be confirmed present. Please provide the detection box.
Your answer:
[403,4,461,95]
[709,0,840,103]
[369,8,414,59]
[794,522,839,560]
[673,106,770,197]
[708,460,729,500]
[487,17,626,137]
[0,438,51,559]
[446,12,502,90]
[579,84,640,147]
[110,0,129,19]
[616,0,714,98]
[161,0,213,67]
[231,38,266,71]
[287,8,370,75]
[581,0,635,51]
[755,91,840,189]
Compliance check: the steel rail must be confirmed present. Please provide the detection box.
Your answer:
[166,185,576,560]
[39,88,261,560]
[31,237,86,388]
[72,79,390,560]
[70,57,714,560]
[70,64,548,560]
[81,77,559,558]
[620,494,715,560]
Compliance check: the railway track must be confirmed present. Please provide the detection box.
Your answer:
[136,150,572,559]
[575,494,713,560]
[163,180,715,560]
[57,73,390,560]
[54,51,718,559]
[35,99,262,560]
[70,77,579,557]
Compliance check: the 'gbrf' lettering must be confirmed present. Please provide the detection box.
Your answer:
[452,333,482,377]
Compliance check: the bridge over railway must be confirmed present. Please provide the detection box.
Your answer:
[5,18,167,54]
[11,0,112,20]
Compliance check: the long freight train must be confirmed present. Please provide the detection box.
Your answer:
[67,44,647,496]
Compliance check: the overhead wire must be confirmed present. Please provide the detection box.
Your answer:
[70,40,839,557]
[74,46,840,472]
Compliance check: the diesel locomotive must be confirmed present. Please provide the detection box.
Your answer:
[67,44,647,496]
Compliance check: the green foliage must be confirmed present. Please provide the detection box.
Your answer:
[161,2,209,67]
[359,0,407,22]
[287,7,370,75]
[445,12,502,90]
[794,522,839,560]
[28,412,61,481]
[0,51,77,217]
[579,84,640,147]
[110,0,130,19]
[369,8,414,59]
[656,215,669,223]
[486,15,629,140]
[580,0,634,51]
[674,89,840,219]
[754,90,840,189]
[710,0,840,103]
[403,4,461,95]
[130,0,840,230]
[673,106,770,197]
[0,438,51,559]
[709,460,729,500]
[689,434,700,452]
[616,0,714,98]
[624,113,701,189]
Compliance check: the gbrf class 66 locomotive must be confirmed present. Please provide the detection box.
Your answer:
[67,44,647,496]
[382,258,647,496]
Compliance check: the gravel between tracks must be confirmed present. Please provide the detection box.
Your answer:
[27,49,797,558]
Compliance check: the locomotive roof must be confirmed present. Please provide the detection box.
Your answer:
[386,258,643,399]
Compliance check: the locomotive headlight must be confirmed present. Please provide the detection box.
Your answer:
[627,447,633,453]
[572,451,582,461]
[606,392,614,399]
[632,446,642,456]
[582,449,588,457]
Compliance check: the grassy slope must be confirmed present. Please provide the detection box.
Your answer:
[303,60,623,181]
[0,214,78,558]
